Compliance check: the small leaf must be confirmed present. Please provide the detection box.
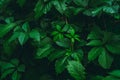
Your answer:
[98,49,113,69]
[18,32,28,45]
[22,22,29,32]
[29,29,40,42]
[17,64,25,72]
[67,61,85,80]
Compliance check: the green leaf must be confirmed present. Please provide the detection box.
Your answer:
[67,61,85,80]
[103,5,119,14]
[56,25,62,31]
[55,38,70,48]
[29,29,40,42]
[73,0,88,7]
[0,61,15,71]
[87,40,103,46]
[103,76,120,80]
[36,44,53,59]
[12,71,21,80]
[34,0,52,19]
[88,47,103,61]
[34,0,44,18]
[18,32,28,45]
[87,27,102,40]
[109,70,120,78]
[48,50,66,61]
[17,0,26,7]
[17,64,25,72]
[10,59,19,66]
[106,43,120,54]
[8,32,20,42]
[53,0,67,14]
[55,57,67,74]
[1,69,14,79]
[0,23,17,38]
[71,49,83,61]
[22,22,29,32]
[98,49,113,69]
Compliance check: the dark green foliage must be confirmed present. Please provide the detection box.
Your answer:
[0,0,120,80]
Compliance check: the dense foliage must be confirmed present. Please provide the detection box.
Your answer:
[0,0,120,80]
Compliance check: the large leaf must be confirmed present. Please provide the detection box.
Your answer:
[67,61,86,80]
[88,47,103,61]
[98,49,113,69]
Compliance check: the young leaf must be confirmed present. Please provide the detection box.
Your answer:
[98,49,113,69]
[67,61,86,80]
